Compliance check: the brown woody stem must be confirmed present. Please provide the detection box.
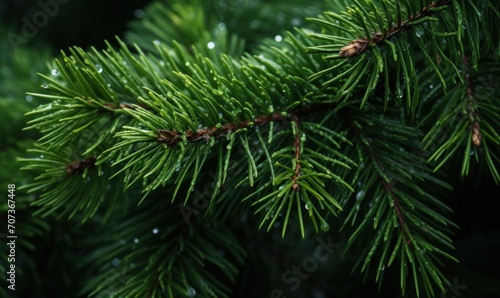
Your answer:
[157,112,287,146]
[291,114,302,191]
[462,55,482,147]
[155,103,338,146]
[343,111,412,247]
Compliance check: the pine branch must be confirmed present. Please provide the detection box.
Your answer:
[338,1,450,58]
[15,0,500,297]
[18,146,120,223]
[79,198,245,298]
[424,57,500,184]
[340,103,457,296]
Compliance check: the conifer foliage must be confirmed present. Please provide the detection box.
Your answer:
[6,0,500,297]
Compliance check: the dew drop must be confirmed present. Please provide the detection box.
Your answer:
[51,69,59,76]
[414,26,424,37]
[356,190,365,200]
[95,64,103,73]
[291,18,301,26]
[207,41,215,49]
[305,202,312,210]
[274,35,283,42]
[276,12,285,22]
[250,20,260,29]
[396,88,403,99]
[268,105,274,113]
[2,66,12,76]
[306,6,316,14]
[320,220,330,232]
[134,238,139,243]
[39,154,45,159]
[152,228,159,234]
[134,9,144,18]
[186,287,196,297]
[112,258,120,266]
[379,264,385,271]
[26,95,33,102]
[218,22,226,30]
[41,83,48,89]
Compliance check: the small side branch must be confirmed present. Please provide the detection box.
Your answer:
[339,0,451,57]
[463,55,482,147]
[156,112,286,146]
[291,114,302,191]
[150,225,188,297]
[156,102,341,147]
[343,112,412,247]
[381,180,412,246]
